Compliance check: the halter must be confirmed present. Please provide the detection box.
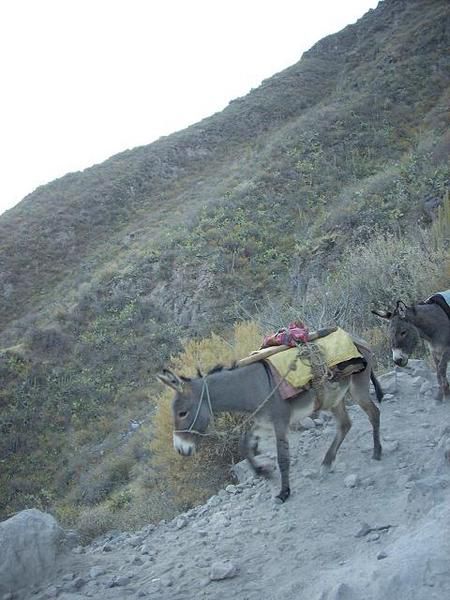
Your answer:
[173,377,216,437]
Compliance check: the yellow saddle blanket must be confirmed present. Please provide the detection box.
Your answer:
[266,327,362,389]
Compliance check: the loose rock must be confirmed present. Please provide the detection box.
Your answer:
[344,474,359,488]
[89,566,105,578]
[209,561,239,581]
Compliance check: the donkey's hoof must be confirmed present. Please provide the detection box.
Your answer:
[372,450,382,461]
[320,463,335,478]
[275,488,290,503]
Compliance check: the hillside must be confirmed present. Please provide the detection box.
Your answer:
[0,0,449,529]
[1,0,448,332]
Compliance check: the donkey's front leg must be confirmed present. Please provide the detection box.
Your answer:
[438,351,450,400]
[275,435,290,502]
[240,431,272,478]
[273,416,291,503]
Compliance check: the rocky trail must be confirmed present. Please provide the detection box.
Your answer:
[3,359,450,600]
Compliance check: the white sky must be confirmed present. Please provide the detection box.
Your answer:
[0,0,378,215]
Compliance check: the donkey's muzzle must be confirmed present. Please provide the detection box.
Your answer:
[394,357,408,367]
[392,348,408,367]
[173,433,196,457]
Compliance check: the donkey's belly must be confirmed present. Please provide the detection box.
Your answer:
[289,390,317,424]
[290,380,348,417]
[319,380,349,411]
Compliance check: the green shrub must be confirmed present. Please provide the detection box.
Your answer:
[76,454,134,506]
[265,227,448,368]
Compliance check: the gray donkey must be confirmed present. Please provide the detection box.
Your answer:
[372,293,450,401]
[158,341,382,503]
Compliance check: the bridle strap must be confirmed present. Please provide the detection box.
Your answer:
[174,377,215,436]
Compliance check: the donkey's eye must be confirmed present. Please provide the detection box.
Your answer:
[178,411,188,419]
[400,331,407,337]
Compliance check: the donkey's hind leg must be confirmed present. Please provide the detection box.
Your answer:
[351,374,382,460]
[321,400,352,472]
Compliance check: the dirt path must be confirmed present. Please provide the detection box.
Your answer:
[25,360,450,600]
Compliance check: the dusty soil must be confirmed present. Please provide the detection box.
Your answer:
[22,360,450,600]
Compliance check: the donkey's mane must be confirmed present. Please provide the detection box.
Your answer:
[178,362,239,382]
[207,361,238,376]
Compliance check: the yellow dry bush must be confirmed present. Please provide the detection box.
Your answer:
[75,504,116,542]
[358,325,391,372]
[170,321,263,375]
[150,321,263,511]
[233,320,264,358]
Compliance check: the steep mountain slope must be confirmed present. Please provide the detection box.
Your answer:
[0,0,448,332]
[0,0,449,524]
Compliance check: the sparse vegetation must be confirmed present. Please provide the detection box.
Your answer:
[0,0,448,536]
[260,225,449,369]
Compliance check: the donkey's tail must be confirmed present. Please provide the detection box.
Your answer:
[370,370,384,403]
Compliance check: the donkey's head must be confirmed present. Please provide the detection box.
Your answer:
[157,369,211,457]
[372,301,419,367]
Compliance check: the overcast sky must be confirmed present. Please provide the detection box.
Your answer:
[0,0,379,215]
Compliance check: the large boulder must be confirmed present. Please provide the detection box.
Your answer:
[0,509,65,596]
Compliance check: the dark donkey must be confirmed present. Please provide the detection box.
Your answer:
[157,340,383,503]
[372,292,450,401]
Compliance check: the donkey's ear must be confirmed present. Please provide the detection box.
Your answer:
[156,369,184,392]
[371,308,392,320]
[396,300,409,318]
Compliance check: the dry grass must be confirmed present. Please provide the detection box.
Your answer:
[150,321,262,511]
